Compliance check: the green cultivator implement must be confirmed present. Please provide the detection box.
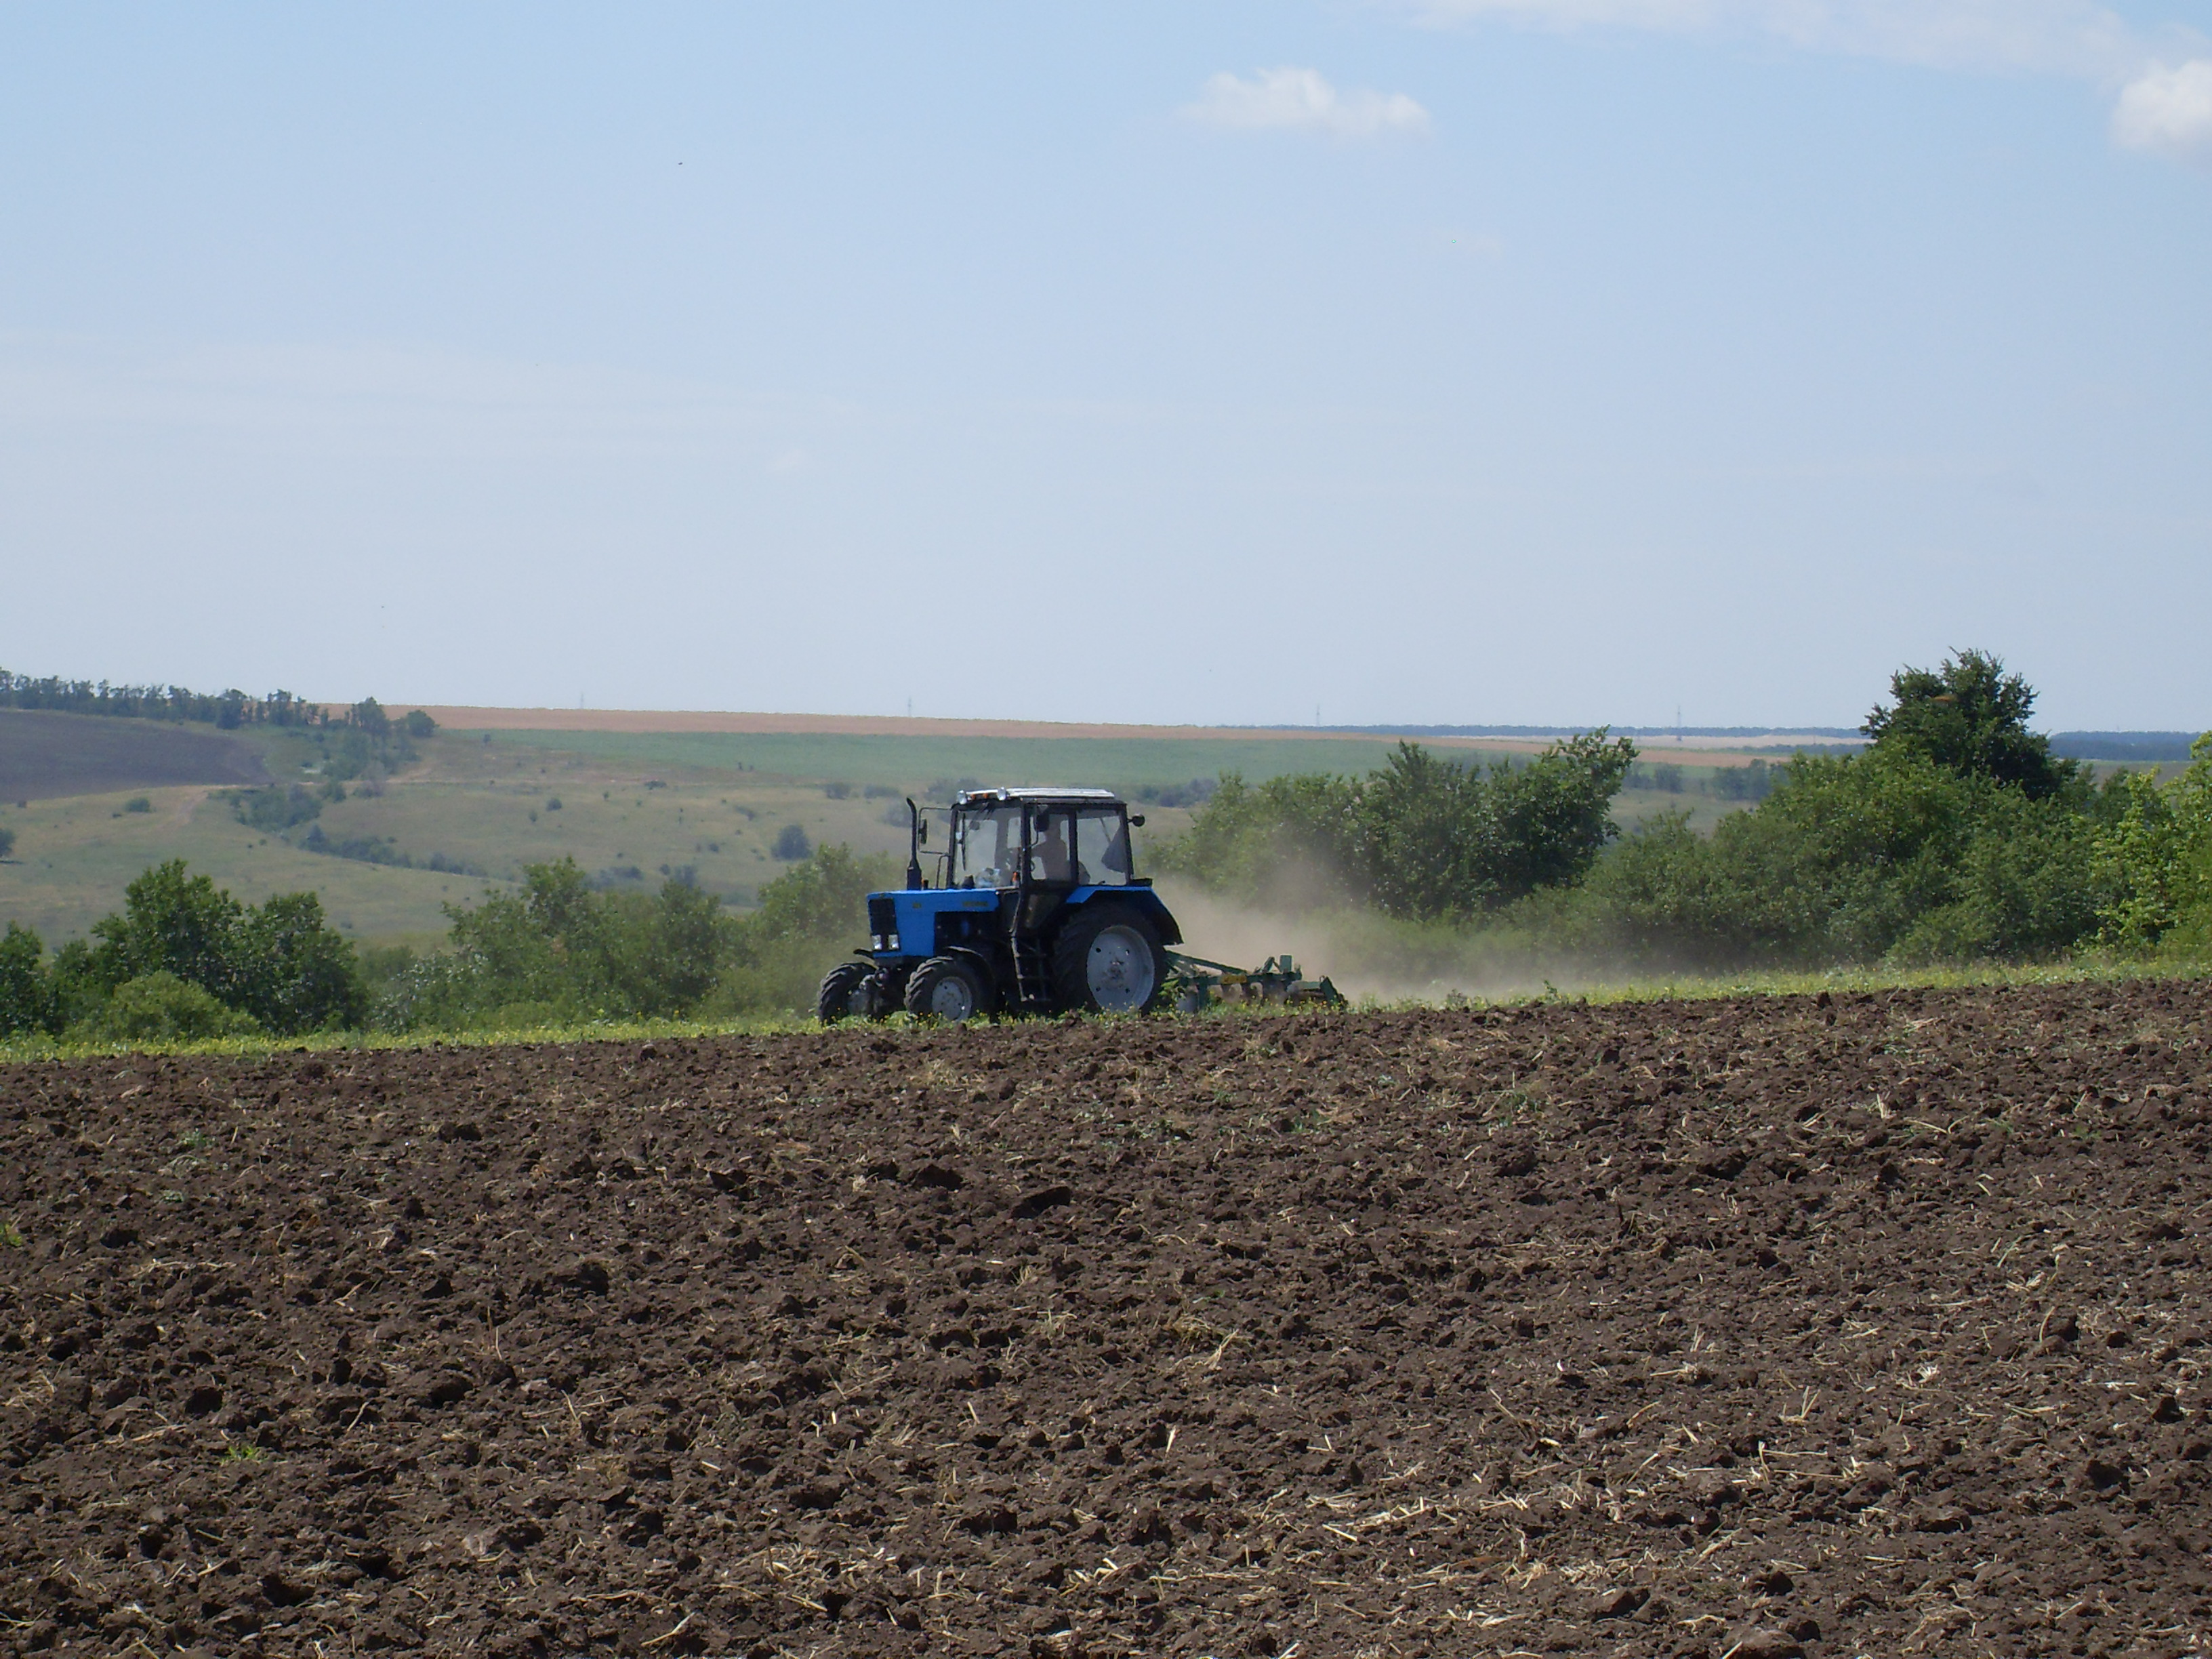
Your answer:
[1165,952,1345,1013]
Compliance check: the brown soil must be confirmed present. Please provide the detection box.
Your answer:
[0,710,269,804]
[4,981,2209,1657]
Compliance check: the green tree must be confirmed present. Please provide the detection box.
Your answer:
[46,940,105,1029]
[1473,732,1639,903]
[234,891,369,1031]
[81,861,364,1035]
[0,825,16,859]
[743,844,895,942]
[89,860,245,1001]
[1887,787,2107,964]
[386,857,741,1029]
[602,877,729,1017]
[1862,649,2076,799]
[0,923,54,1036]
[1151,770,1366,911]
[1354,743,1490,918]
[714,844,900,1015]
[2096,735,2212,951]
[1156,733,1635,921]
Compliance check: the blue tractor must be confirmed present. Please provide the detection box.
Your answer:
[818,787,1181,1023]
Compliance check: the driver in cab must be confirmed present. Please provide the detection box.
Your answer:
[1031,813,1074,884]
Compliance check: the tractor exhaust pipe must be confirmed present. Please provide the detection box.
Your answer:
[905,797,926,890]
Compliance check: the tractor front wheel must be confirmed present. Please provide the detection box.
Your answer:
[817,962,877,1024]
[1052,905,1168,1015]
[903,956,994,1023]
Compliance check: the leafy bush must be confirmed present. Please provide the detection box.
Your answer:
[1151,655,2200,977]
[0,825,14,860]
[1712,761,1773,802]
[1156,735,1637,920]
[1574,740,2131,970]
[377,844,897,1029]
[229,785,325,834]
[772,824,811,861]
[2095,735,2212,953]
[712,845,900,1016]
[1578,749,1982,966]
[123,796,152,814]
[380,859,734,1030]
[71,972,260,1042]
[82,861,366,1033]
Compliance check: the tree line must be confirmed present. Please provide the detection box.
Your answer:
[0,863,365,1042]
[0,846,891,1044]
[1162,651,2212,970]
[0,669,434,739]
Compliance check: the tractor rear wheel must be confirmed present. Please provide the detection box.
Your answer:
[903,956,994,1023]
[1051,905,1168,1015]
[817,962,876,1023]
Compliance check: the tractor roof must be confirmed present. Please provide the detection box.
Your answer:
[953,787,1124,807]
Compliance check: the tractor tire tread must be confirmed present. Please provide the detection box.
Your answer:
[1050,903,1168,1015]
[817,962,873,1024]
[903,956,992,1023]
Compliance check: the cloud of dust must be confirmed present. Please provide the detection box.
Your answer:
[1154,879,1643,1005]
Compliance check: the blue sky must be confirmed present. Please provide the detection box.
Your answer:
[2,2,2207,729]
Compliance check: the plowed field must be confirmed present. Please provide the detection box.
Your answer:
[4,980,2209,1658]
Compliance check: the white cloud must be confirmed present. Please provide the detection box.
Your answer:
[2112,59,2212,157]
[1398,0,2142,76]
[1395,1,2212,165]
[1185,67,1431,138]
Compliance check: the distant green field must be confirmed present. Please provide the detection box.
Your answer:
[459,726,1517,793]
[0,783,487,947]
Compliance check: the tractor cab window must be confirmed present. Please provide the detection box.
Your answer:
[953,804,1025,888]
[1071,807,1133,886]
[1027,810,1076,884]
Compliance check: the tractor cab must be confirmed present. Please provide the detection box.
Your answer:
[949,790,1136,892]
[819,787,1183,1023]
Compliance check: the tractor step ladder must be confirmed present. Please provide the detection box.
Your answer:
[1010,926,1051,1013]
